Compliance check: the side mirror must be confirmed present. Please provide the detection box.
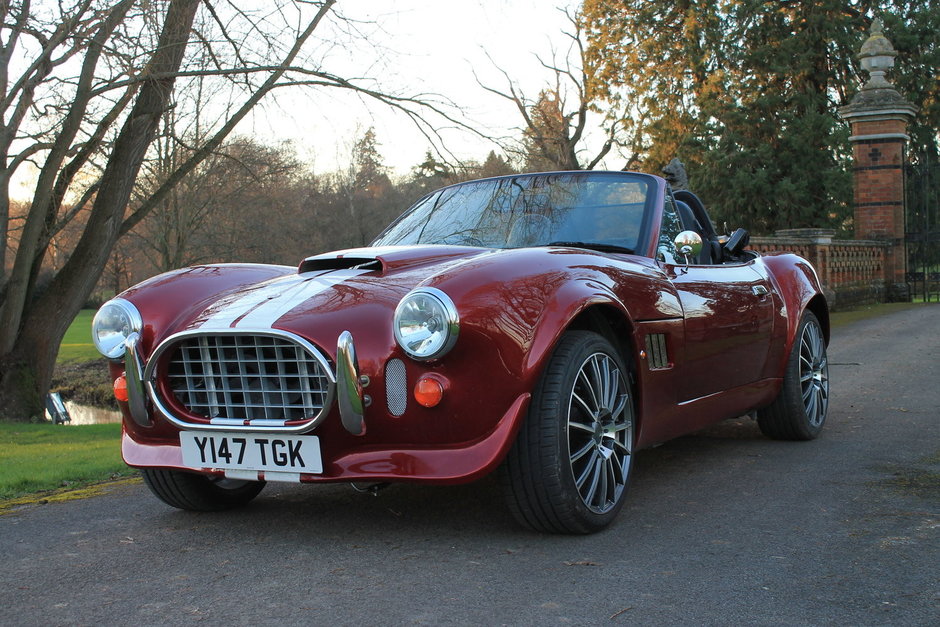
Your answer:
[674,230,703,266]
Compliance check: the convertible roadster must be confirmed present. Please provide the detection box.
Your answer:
[93,170,829,534]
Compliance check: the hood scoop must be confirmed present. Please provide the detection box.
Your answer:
[299,246,486,276]
[298,255,383,274]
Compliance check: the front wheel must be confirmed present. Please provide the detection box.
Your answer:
[758,311,829,440]
[141,468,265,511]
[501,331,635,534]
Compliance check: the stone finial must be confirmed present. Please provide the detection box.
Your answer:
[858,18,898,90]
[839,16,917,117]
[661,158,688,191]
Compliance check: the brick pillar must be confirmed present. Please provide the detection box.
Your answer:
[838,19,917,301]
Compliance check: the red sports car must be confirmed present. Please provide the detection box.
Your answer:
[93,171,829,533]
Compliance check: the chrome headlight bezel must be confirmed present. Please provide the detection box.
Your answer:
[92,298,143,360]
[393,287,459,361]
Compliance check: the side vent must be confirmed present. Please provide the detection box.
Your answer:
[645,333,670,369]
[385,359,408,416]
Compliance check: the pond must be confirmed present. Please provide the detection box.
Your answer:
[46,397,122,425]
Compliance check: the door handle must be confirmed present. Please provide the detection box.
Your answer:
[752,285,769,297]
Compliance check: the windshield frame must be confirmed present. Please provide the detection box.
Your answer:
[372,171,662,257]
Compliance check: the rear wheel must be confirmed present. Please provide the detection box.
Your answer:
[141,468,265,511]
[758,311,829,440]
[501,331,635,534]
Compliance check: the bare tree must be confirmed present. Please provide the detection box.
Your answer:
[130,135,301,272]
[0,0,469,421]
[475,10,633,172]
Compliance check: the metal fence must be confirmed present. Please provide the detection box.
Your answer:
[905,157,940,302]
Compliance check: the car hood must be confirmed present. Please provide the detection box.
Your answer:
[183,245,488,335]
[130,242,663,358]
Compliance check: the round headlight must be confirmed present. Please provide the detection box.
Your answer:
[393,287,459,361]
[92,298,143,359]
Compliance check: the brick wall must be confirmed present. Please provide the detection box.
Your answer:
[750,230,890,310]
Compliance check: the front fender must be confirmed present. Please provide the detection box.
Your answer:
[430,247,680,406]
[118,263,295,355]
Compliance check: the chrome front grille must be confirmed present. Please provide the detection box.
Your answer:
[162,333,333,424]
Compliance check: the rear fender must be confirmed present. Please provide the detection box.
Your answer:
[761,253,829,372]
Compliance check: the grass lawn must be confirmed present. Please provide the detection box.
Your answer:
[58,309,99,363]
[0,423,135,502]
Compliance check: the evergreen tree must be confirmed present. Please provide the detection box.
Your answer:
[880,2,940,161]
[353,128,390,195]
[695,1,859,234]
[478,151,516,178]
[581,0,937,235]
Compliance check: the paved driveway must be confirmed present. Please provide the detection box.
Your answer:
[2,305,938,626]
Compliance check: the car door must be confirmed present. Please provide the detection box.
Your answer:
[657,192,774,403]
[667,263,774,402]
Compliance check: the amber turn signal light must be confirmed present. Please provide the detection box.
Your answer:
[113,374,129,403]
[414,375,444,408]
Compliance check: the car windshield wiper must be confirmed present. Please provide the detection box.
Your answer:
[546,241,635,255]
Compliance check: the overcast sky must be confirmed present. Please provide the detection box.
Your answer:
[7,2,586,200]
[239,0,588,175]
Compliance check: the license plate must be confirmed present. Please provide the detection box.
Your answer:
[179,431,322,474]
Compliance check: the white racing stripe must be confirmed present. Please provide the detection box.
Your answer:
[198,269,367,330]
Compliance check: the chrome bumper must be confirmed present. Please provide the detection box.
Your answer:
[123,332,151,427]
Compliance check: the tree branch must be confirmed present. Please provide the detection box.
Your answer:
[121,0,338,235]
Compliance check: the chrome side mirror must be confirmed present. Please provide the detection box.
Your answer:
[674,230,703,267]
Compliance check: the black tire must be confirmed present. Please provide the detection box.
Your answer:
[757,311,829,440]
[500,331,635,534]
[141,468,265,511]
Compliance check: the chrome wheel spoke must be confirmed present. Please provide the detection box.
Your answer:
[589,357,604,398]
[568,416,595,434]
[812,393,823,424]
[570,440,594,464]
[567,349,634,515]
[805,387,817,418]
[611,392,628,420]
[802,382,814,402]
[595,457,608,507]
[798,320,830,423]
[571,391,595,419]
[609,420,632,433]
[581,456,603,504]
[601,359,617,409]
[577,369,600,413]
[609,452,625,485]
[575,449,600,489]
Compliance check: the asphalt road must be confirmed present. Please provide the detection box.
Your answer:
[2,305,938,626]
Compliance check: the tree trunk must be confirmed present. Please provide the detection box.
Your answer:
[0,0,201,422]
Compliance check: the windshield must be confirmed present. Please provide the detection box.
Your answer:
[372,172,653,252]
